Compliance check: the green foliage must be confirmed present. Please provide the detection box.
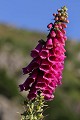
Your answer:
[0,24,46,55]
[0,69,18,99]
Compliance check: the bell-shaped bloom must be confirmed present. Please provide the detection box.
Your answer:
[36,82,47,91]
[50,30,56,38]
[29,69,38,80]
[42,93,54,101]
[58,55,66,61]
[63,35,67,41]
[40,59,51,72]
[56,30,63,38]
[57,37,65,45]
[46,38,53,49]
[49,81,57,89]
[22,57,41,74]
[43,72,54,80]
[61,23,67,28]
[19,77,34,92]
[37,75,51,85]
[61,29,66,34]
[48,55,57,63]
[53,38,60,47]
[39,47,49,59]
[58,24,62,29]
[40,64,50,72]
[28,88,37,100]
[20,69,38,91]
[31,42,43,58]
[27,82,38,100]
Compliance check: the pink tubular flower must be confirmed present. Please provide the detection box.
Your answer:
[31,41,43,58]
[50,30,56,38]
[47,23,53,29]
[19,6,69,101]
[46,38,53,49]
[39,47,49,59]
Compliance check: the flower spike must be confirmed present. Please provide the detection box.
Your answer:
[20,6,69,120]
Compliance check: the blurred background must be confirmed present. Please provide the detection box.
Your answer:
[0,0,80,120]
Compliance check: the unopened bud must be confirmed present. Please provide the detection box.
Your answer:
[55,17,59,21]
[66,20,69,23]
[53,13,56,16]
[63,6,68,11]
[58,12,61,16]
[60,16,65,21]
[47,23,53,29]
[57,9,61,12]
[65,19,69,23]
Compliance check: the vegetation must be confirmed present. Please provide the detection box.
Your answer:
[0,24,80,120]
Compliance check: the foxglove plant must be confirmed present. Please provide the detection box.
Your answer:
[19,6,69,120]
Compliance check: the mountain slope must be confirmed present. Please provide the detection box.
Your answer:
[0,24,80,120]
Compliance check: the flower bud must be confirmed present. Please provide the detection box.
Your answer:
[50,30,56,37]
[47,23,53,29]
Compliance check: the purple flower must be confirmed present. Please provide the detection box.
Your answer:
[31,41,43,58]
[19,6,69,101]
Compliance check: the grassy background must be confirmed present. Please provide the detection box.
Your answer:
[0,24,80,120]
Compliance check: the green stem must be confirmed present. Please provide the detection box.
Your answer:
[21,94,48,120]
